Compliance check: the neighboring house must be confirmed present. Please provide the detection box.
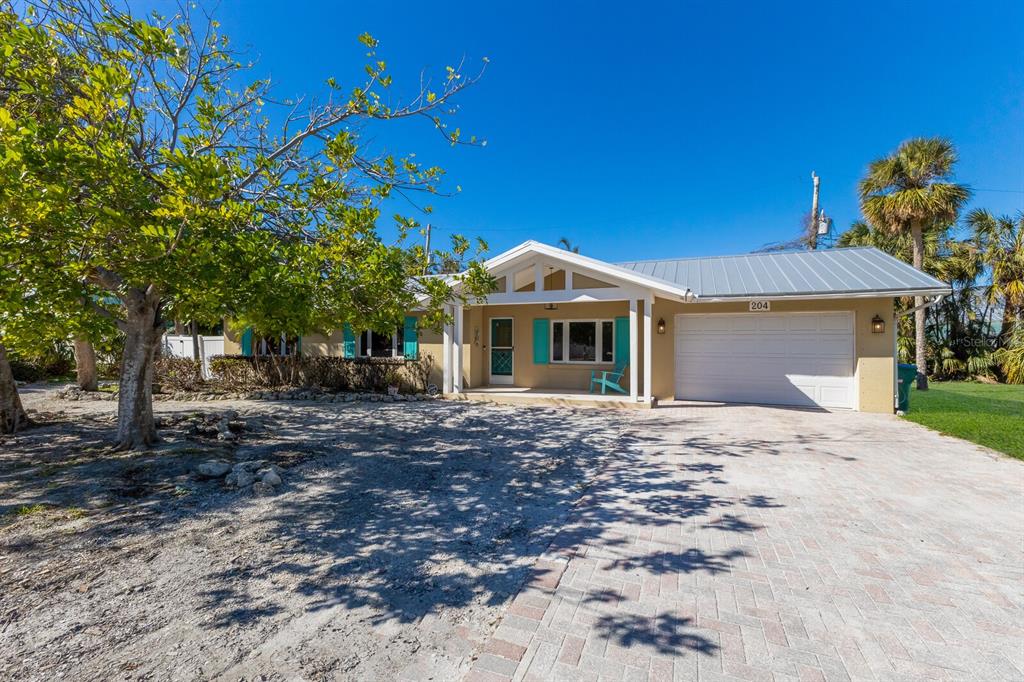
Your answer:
[223,240,951,413]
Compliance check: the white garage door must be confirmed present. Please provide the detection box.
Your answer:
[674,312,855,409]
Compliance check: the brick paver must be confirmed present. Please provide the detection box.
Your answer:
[467,404,1024,681]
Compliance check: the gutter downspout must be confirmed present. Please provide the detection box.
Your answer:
[897,294,946,318]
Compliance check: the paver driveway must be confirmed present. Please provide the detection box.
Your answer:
[468,404,1024,681]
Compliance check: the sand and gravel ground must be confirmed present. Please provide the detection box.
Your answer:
[1,386,630,681]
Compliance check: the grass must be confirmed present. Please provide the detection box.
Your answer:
[13,504,48,517]
[902,381,1024,460]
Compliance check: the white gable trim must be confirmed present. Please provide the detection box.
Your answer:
[459,240,697,302]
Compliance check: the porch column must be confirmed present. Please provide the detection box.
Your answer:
[643,299,652,403]
[453,303,464,393]
[629,299,638,401]
[442,304,453,394]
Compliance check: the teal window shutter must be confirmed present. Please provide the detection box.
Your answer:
[614,316,629,364]
[342,324,355,358]
[241,328,253,356]
[403,316,418,358]
[533,319,549,364]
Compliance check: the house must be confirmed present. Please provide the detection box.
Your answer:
[224,240,951,413]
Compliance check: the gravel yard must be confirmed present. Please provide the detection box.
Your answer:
[0,388,630,681]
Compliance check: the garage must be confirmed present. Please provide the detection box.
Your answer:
[674,312,855,409]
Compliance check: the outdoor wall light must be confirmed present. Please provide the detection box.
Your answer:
[544,303,558,311]
[871,315,885,334]
[657,318,666,334]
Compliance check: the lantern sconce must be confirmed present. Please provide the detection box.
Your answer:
[544,303,558,311]
[871,315,885,334]
[657,318,666,334]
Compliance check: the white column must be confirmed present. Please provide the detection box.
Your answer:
[534,262,544,292]
[453,303,464,393]
[629,299,638,401]
[643,299,653,403]
[442,305,453,394]
[565,269,574,291]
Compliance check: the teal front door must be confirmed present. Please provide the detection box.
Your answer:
[490,317,514,385]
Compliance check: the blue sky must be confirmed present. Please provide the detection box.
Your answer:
[171,1,1021,261]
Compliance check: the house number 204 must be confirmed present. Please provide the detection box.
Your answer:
[749,300,771,312]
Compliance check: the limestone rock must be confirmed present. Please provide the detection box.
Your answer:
[196,461,231,478]
[252,482,275,495]
[260,470,282,487]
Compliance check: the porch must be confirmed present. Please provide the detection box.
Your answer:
[450,386,652,409]
[435,241,696,405]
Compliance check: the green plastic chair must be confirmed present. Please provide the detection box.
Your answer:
[590,359,628,395]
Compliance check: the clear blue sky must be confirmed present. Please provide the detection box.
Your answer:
[170,1,1022,261]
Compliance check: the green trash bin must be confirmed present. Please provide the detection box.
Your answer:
[897,364,917,413]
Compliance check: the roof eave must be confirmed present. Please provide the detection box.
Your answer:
[692,287,952,303]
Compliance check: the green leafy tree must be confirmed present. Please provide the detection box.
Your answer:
[967,210,1023,348]
[858,137,971,390]
[0,1,491,446]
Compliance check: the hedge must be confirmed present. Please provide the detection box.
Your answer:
[155,354,436,395]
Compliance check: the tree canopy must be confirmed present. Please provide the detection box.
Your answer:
[0,0,493,444]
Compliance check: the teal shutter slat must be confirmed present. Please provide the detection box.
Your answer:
[403,316,418,358]
[614,316,629,364]
[533,319,550,364]
[342,324,355,358]
[241,328,253,356]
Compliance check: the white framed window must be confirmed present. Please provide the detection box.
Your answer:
[550,319,615,363]
[357,326,405,358]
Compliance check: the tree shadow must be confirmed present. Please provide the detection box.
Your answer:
[593,612,718,656]
[742,494,783,508]
[608,548,749,576]
[703,513,764,533]
[0,397,786,675]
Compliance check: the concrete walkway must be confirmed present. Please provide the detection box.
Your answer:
[468,404,1024,681]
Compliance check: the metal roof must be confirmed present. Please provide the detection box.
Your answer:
[616,247,950,299]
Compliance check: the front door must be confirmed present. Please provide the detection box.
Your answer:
[490,317,514,385]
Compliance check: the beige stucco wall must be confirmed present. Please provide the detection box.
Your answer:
[472,301,641,392]
[299,314,450,391]
[648,296,896,412]
[223,324,242,355]
[301,330,345,357]
[288,295,895,412]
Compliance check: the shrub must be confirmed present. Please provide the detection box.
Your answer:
[8,343,74,382]
[153,357,205,392]
[207,354,435,393]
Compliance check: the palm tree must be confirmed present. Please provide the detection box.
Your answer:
[858,138,971,389]
[967,210,1023,348]
[557,237,580,253]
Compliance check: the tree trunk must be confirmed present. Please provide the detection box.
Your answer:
[73,337,99,391]
[1000,303,1017,348]
[191,320,201,361]
[115,297,162,450]
[911,222,929,390]
[0,340,30,434]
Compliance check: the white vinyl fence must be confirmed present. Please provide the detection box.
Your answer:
[161,334,225,379]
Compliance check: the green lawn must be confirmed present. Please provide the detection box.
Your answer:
[903,382,1024,460]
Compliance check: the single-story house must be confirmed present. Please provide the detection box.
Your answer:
[221,240,950,412]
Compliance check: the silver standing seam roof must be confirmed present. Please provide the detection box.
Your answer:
[616,247,950,299]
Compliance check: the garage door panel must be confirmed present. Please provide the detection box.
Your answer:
[757,316,789,332]
[787,316,820,332]
[818,313,854,332]
[674,312,854,409]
